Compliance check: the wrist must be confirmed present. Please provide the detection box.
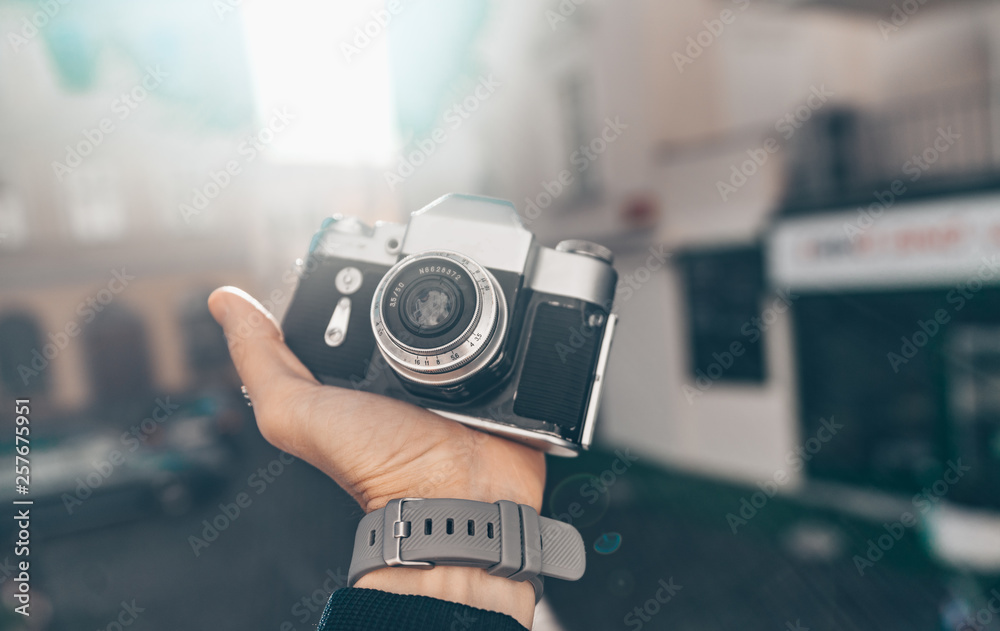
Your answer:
[350,493,549,630]
[354,494,541,628]
[351,429,546,515]
[361,487,541,517]
[359,476,543,516]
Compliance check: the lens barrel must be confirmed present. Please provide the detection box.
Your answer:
[371,251,506,384]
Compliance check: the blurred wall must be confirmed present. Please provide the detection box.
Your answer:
[0,6,397,423]
[4,0,1000,487]
[420,0,1000,488]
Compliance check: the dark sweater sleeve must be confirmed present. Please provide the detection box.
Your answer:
[316,588,530,631]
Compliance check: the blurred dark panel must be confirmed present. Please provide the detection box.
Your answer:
[943,327,1000,507]
[779,0,990,14]
[0,311,48,397]
[781,83,1000,217]
[794,290,1000,508]
[179,290,237,389]
[82,303,155,417]
[680,245,768,383]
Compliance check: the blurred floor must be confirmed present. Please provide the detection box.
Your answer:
[30,426,363,631]
[18,426,993,631]
[543,452,971,631]
[28,421,569,631]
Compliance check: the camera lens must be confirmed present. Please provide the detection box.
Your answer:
[376,255,479,352]
[371,251,508,384]
[399,276,463,338]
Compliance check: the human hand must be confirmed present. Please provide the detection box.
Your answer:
[208,286,545,627]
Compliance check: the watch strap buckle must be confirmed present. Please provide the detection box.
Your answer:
[382,498,435,569]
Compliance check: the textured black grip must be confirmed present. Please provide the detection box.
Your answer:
[283,257,387,384]
[513,303,603,430]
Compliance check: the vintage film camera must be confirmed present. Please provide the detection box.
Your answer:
[282,194,617,456]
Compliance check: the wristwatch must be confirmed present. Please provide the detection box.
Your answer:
[348,498,587,602]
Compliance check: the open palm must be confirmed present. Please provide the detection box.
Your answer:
[208,286,546,514]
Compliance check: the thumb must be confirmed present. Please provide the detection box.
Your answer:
[208,287,320,445]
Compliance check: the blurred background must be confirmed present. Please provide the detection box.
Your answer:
[1,0,999,628]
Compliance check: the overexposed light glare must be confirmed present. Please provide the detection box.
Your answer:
[240,1,397,166]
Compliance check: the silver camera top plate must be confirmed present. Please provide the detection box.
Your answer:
[401,194,535,274]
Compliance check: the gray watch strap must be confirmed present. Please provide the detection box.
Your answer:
[347,498,586,603]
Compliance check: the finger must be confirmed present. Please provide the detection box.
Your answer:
[209,286,383,484]
[208,286,319,416]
